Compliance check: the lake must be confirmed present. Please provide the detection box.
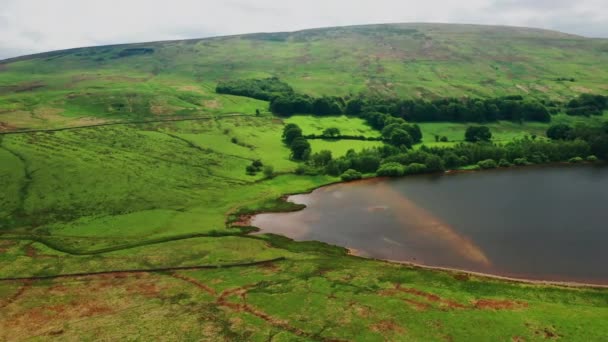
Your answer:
[252,166,608,285]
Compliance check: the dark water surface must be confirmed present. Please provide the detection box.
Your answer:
[253,166,608,284]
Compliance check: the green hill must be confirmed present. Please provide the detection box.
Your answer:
[1,24,608,340]
[2,23,608,130]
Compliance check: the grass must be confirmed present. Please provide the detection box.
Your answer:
[285,115,381,137]
[2,23,608,131]
[309,139,384,156]
[1,23,608,340]
[1,115,607,340]
[418,112,608,147]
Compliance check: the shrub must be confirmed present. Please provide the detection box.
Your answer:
[404,163,427,175]
[498,159,512,168]
[340,169,363,181]
[440,136,449,142]
[513,158,529,166]
[245,165,258,175]
[252,159,263,169]
[569,156,584,163]
[477,159,498,169]
[295,165,307,175]
[586,155,598,162]
[465,126,492,142]
[263,165,274,178]
[376,162,405,177]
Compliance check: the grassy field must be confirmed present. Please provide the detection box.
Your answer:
[1,23,608,340]
[1,115,607,340]
[418,112,608,147]
[2,23,608,131]
[285,115,381,137]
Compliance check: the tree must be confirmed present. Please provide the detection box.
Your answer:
[252,160,263,169]
[345,98,364,115]
[283,124,303,145]
[590,135,608,160]
[478,159,498,169]
[465,126,492,142]
[340,169,362,181]
[323,127,341,137]
[310,150,333,167]
[263,165,275,178]
[376,162,405,177]
[404,163,427,175]
[389,129,413,148]
[290,137,311,160]
[424,155,445,172]
[546,124,573,140]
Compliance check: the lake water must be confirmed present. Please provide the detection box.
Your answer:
[252,166,608,285]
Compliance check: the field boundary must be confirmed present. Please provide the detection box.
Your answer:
[0,113,251,135]
[0,257,286,282]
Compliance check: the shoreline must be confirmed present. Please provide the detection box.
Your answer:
[347,248,608,289]
[236,163,608,290]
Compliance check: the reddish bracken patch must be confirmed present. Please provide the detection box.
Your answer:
[474,299,528,310]
[171,272,216,295]
[395,284,467,309]
[0,281,31,309]
[370,320,406,333]
[403,298,430,311]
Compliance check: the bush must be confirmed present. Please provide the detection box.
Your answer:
[376,162,405,177]
[295,165,307,175]
[404,163,427,175]
[586,155,598,162]
[263,165,274,178]
[465,126,492,142]
[569,156,584,163]
[477,159,498,169]
[513,158,529,166]
[498,159,512,168]
[245,165,258,175]
[252,160,263,169]
[440,136,448,142]
[340,169,363,181]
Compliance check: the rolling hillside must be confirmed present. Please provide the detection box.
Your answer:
[1,23,608,131]
[2,24,608,340]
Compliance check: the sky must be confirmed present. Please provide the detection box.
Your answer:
[1,0,607,60]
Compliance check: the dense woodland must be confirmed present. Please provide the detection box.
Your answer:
[217,78,608,122]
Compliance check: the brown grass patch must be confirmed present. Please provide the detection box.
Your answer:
[404,298,431,311]
[370,320,406,334]
[572,85,593,93]
[473,299,528,310]
[0,121,18,132]
[170,272,216,295]
[203,99,222,109]
[175,85,206,94]
[0,281,32,309]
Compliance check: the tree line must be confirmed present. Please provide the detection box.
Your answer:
[216,78,607,123]
[283,122,606,181]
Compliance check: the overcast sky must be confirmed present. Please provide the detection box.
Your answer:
[1,0,607,60]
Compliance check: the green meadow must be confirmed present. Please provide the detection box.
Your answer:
[1,23,608,340]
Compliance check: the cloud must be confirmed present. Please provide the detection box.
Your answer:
[1,0,607,60]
